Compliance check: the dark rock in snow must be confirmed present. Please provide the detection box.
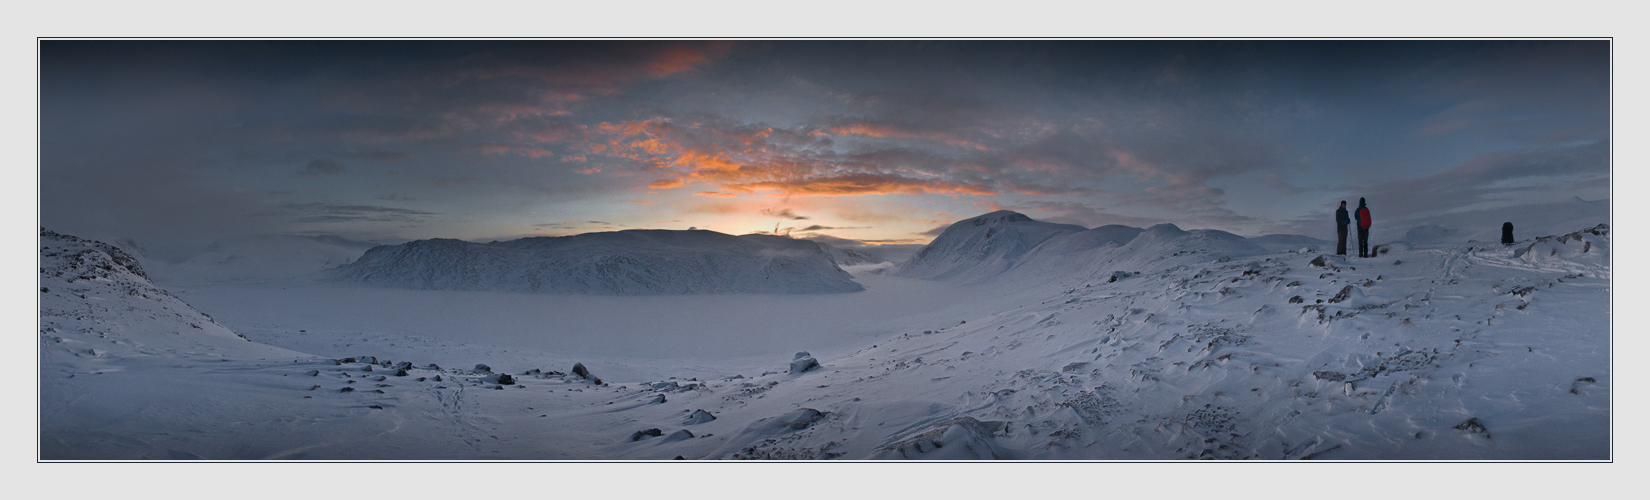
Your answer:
[571,363,601,384]
[1327,285,1356,304]
[631,428,664,441]
[1309,255,1330,268]
[1454,417,1490,437]
[1288,296,1304,304]
[395,368,408,377]
[474,363,491,373]
[396,361,413,370]
[362,365,373,372]
[650,394,667,404]
[339,387,355,393]
[495,373,515,385]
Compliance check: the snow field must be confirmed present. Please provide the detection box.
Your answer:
[38,219,1610,460]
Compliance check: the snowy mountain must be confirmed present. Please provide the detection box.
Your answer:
[327,229,864,295]
[895,210,1088,281]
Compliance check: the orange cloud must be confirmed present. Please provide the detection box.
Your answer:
[581,118,997,198]
[695,191,736,198]
[648,178,685,189]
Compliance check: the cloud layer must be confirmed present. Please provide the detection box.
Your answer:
[40,40,1609,259]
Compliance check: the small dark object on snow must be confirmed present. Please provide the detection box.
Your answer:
[339,387,355,393]
[1288,296,1304,304]
[308,385,321,390]
[496,373,515,385]
[307,370,319,376]
[1578,377,1596,383]
[493,385,504,390]
[1287,281,1301,287]
[362,365,372,372]
[631,428,664,441]
[342,357,356,363]
[433,375,442,382]
[395,369,408,377]
[396,361,413,370]
[1309,255,1330,268]
[474,363,491,372]
[1454,417,1489,437]
[674,456,686,460]
[417,377,427,382]
[1502,222,1515,245]
[40,287,48,293]
[651,394,667,404]
[368,405,383,409]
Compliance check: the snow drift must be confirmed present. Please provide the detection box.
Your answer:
[327,229,864,295]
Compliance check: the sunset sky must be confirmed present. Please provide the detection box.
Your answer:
[39,40,1610,261]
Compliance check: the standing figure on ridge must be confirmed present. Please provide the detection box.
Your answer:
[1502,222,1515,245]
[1355,198,1372,258]
[1335,200,1350,256]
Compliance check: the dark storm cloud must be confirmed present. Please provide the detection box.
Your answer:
[297,158,347,177]
[278,202,438,224]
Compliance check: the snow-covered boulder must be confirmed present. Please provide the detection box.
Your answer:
[790,352,820,374]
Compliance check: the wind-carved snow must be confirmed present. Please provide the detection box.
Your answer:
[327,229,863,295]
[39,209,1610,460]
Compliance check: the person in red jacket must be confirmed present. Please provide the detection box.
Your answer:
[1355,197,1372,257]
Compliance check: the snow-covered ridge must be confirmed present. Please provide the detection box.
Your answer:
[896,210,1088,281]
[896,211,1314,283]
[327,229,865,295]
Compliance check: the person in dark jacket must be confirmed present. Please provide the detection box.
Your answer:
[1502,222,1515,245]
[1355,198,1372,258]
[1335,201,1350,256]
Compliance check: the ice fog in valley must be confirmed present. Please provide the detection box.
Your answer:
[39,205,1609,460]
[38,40,1611,461]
